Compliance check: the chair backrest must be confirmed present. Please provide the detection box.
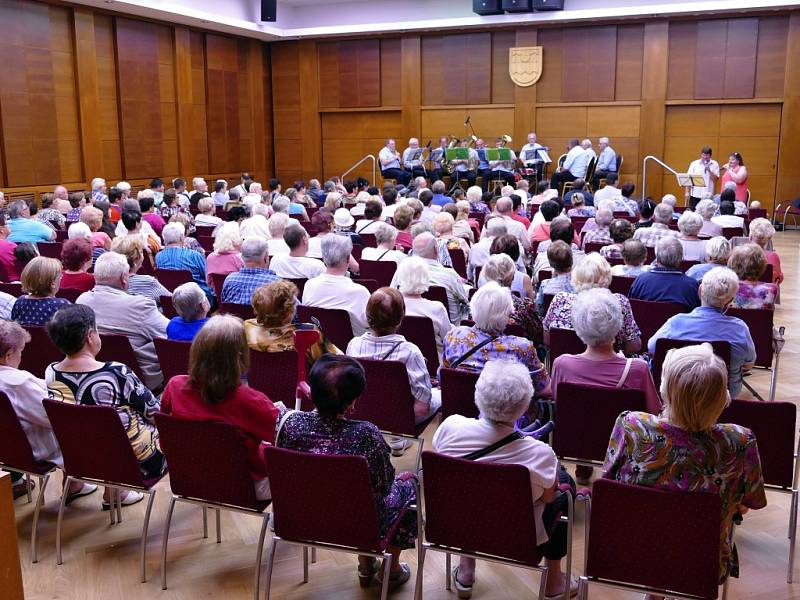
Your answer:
[721,227,744,239]
[586,478,721,599]
[421,451,543,566]
[296,305,354,351]
[552,383,647,463]
[629,299,688,346]
[652,338,731,391]
[248,350,302,408]
[542,292,556,316]
[548,327,586,364]
[194,225,216,238]
[354,278,379,294]
[55,287,82,303]
[679,260,699,273]
[460,319,526,338]
[348,358,417,437]
[286,278,308,297]
[154,268,194,292]
[96,333,147,382]
[421,285,449,313]
[537,269,553,284]
[197,236,214,252]
[154,413,261,509]
[0,391,46,472]
[36,241,63,259]
[397,315,439,378]
[748,208,767,220]
[758,263,773,283]
[137,254,156,275]
[0,282,23,297]
[43,400,145,487]
[725,307,774,368]
[265,447,382,551]
[153,338,191,384]
[439,367,480,419]
[160,295,178,318]
[358,260,397,287]
[718,398,796,488]
[210,272,227,298]
[448,248,468,279]
[218,302,254,320]
[570,216,588,233]
[359,233,377,248]
[20,326,63,378]
[645,246,656,264]
[609,275,634,295]
[584,241,605,254]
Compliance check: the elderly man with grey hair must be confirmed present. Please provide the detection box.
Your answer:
[220,236,277,305]
[240,202,270,239]
[267,213,291,255]
[6,199,57,243]
[581,207,614,250]
[166,282,210,341]
[632,201,679,248]
[302,234,371,336]
[695,199,723,237]
[77,252,169,389]
[268,224,326,280]
[468,215,509,280]
[393,232,470,323]
[480,196,531,252]
[156,222,214,301]
[629,236,700,311]
[649,267,755,396]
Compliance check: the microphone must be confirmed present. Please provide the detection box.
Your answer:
[464,116,471,126]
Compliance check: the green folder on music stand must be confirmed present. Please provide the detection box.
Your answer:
[485,148,513,161]
[445,148,469,160]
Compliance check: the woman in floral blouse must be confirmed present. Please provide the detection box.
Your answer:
[481,254,542,345]
[604,343,766,592]
[543,253,641,355]
[727,243,778,310]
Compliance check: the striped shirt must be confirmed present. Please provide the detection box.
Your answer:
[128,274,172,307]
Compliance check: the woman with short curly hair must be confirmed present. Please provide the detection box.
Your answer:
[727,243,777,309]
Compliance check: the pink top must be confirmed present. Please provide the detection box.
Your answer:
[766,251,783,284]
[91,232,111,250]
[205,251,244,286]
[720,165,748,202]
[0,239,18,281]
[142,212,166,237]
[551,354,662,415]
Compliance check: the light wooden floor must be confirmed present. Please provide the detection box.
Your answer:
[13,231,800,600]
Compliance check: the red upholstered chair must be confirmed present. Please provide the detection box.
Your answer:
[718,399,799,582]
[286,277,307,297]
[542,292,556,316]
[651,339,731,391]
[679,260,700,272]
[584,241,605,254]
[570,216,589,233]
[629,299,688,347]
[460,319,526,338]
[645,246,656,264]
[96,333,147,383]
[759,263,774,283]
[138,254,156,276]
[153,338,191,384]
[398,315,439,378]
[154,268,194,292]
[0,282,23,296]
[36,241,63,259]
[722,227,744,239]
[160,295,178,318]
[439,367,480,420]
[422,285,450,313]
[42,400,164,582]
[296,305,354,351]
[20,326,63,378]
[154,413,271,598]
[351,244,363,261]
[359,232,378,248]
[55,287,82,303]
[548,327,586,367]
[248,350,306,408]
[194,225,216,238]
[448,248,468,279]
[609,275,634,296]
[209,272,227,298]
[218,302,254,320]
[538,269,553,283]
[354,278,379,294]
[197,236,214,252]
[417,451,578,600]
[0,392,58,563]
[358,260,397,287]
[726,307,783,402]
[263,447,412,600]
[579,478,727,599]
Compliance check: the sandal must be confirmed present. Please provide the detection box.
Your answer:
[65,483,98,506]
[375,562,411,589]
[102,490,144,511]
[452,566,474,599]
[358,558,379,588]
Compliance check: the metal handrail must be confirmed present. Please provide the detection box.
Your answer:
[641,155,680,202]
[341,154,377,185]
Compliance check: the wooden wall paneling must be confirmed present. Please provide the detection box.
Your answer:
[694,20,727,99]
[400,36,421,147]
[235,39,254,176]
[639,21,669,200]
[158,24,179,179]
[271,42,302,183]
[441,36,466,105]
[94,13,121,182]
[536,28,563,103]
[491,30,515,104]
[615,24,644,101]
[380,38,402,106]
[321,111,401,181]
[298,40,322,182]
[247,39,268,183]
[189,31,208,176]
[723,18,758,99]
[776,13,800,207]
[587,106,640,179]
[261,44,275,181]
[73,8,102,185]
[535,106,588,162]
[420,35,444,106]
[513,28,537,149]
[420,107,513,148]
[754,16,788,98]
[174,27,196,177]
[667,21,697,100]
[317,41,340,109]
[561,26,616,102]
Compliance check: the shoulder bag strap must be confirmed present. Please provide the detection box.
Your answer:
[615,358,633,389]
[463,431,524,461]
[381,341,404,360]
[450,335,499,369]
[377,249,391,261]
[274,410,298,446]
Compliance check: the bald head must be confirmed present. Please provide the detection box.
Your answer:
[495,197,513,215]
[412,232,438,260]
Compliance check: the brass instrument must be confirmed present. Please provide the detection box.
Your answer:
[499,134,513,147]
[468,134,478,148]
[446,135,460,149]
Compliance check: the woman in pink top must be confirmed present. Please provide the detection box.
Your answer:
[205,222,244,287]
[748,217,783,284]
[720,152,748,202]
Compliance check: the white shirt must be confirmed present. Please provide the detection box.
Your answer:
[391,258,470,324]
[355,219,383,235]
[307,235,324,259]
[269,254,325,280]
[267,239,290,256]
[596,146,617,172]
[240,215,269,239]
[0,291,15,319]
[711,214,745,230]
[468,236,494,280]
[361,247,407,264]
[562,145,591,178]
[379,146,401,170]
[687,158,720,198]
[520,143,544,165]
[301,273,371,336]
[421,206,441,225]
[194,214,223,230]
[0,366,63,467]
[403,296,453,356]
[433,414,558,546]
[592,185,620,206]
[115,218,156,240]
[480,215,530,252]
[490,149,517,172]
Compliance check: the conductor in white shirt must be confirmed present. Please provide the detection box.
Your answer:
[379,139,411,186]
[402,138,427,180]
[550,139,591,191]
[685,146,720,210]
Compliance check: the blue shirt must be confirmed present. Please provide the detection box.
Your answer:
[685,262,717,283]
[629,267,700,311]
[288,202,305,215]
[476,148,490,170]
[167,316,209,341]
[220,267,278,305]
[11,296,71,326]
[596,146,617,172]
[432,194,452,208]
[8,218,54,243]
[648,305,755,396]
[155,246,215,300]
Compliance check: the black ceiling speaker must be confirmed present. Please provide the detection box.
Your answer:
[473,0,504,16]
[533,0,565,10]
[503,0,534,12]
[261,0,276,22]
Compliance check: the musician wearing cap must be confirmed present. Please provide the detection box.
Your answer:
[475,139,493,191]
[429,136,448,183]
[591,137,617,189]
[451,138,478,188]
[379,138,411,186]
[520,132,547,181]
[402,138,428,180]
[489,137,517,188]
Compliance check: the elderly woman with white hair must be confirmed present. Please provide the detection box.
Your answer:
[267,213,291,255]
[466,185,490,214]
[748,217,782,284]
[360,222,406,264]
[451,200,476,243]
[686,236,731,282]
[676,210,707,261]
[543,253,641,355]
[649,267,755,396]
[442,282,550,394]
[481,254,541,343]
[604,343,766,593]
[695,199,722,237]
[433,212,470,260]
[394,257,452,355]
[433,360,577,600]
[205,222,244,286]
[157,222,215,302]
[166,282,210,341]
[194,197,223,231]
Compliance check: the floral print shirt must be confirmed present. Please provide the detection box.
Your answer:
[603,411,767,580]
[732,281,777,310]
[599,243,624,260]
[543,290,640,346]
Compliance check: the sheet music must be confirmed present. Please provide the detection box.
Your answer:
[538,150,552,164]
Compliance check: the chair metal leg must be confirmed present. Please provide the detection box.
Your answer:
[413,545,426,600]
[30,473,50,564]
[302,546,309,583]
[263,537,279,600]
[414,437,424,473]
[55,475,71,565]
[562,492,575,598]
[581,496,592,573]
[537,564,549,600]
[577,575,589,600]
[311,547,316,563]
[115,488,122,524]
[253,515,270,600]
[379,551,393,600]
[445,552,451,590]
[788,489,798,583]
[161,496,177,590]
[25,473,32,503]
[216,508,222,543]
[140,490,156,583]
[202,506,208,538]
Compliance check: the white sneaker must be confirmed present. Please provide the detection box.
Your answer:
[389,438,412,457]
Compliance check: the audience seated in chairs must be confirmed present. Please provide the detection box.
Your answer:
[266,213,291,256]
[360,222,406,264]
[528,200,562,243]
[268,224,326,280]
[354,199,384,235]
[76,252,168,390]
[533,217,584,281]
[111,235,171,307]
[484,234,535,300]
[157,222,215,302]
[481,255,542,344]
[443,282,551,397]
[302,234,371,336]
[610,239,649,277]
[566,192,595,218]
[394,257,452,356]
[686,236,731,282]
[161,314,280,501]
[676,211,708,262]
[629,237,700,311]
[603,343,766,595]
[245,279,340,368]
[543,253,641,355]
[695,199,723,238]
[79,206,112,252]
[748,218,783,284]
[205,222,244,286]
[452,201,476,244]
[536,241,575,317]
[433,360,578,600]
[166,282,210,342]
[220,236,278,305]
[649,267,755,397]
[581,208,614,251]
[45,304,165,508]
[276,354,418,589]
[10,257,71,326]
[727,243,778,310]
[59,238,95,293]
[433,212,470,262]
[346,286,439,425]
[468,216,507,281]
[632,202,678,247]
[598,219,634,261]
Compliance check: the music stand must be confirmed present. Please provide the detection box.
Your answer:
[445,147,470,195]
[676,173,706,187]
